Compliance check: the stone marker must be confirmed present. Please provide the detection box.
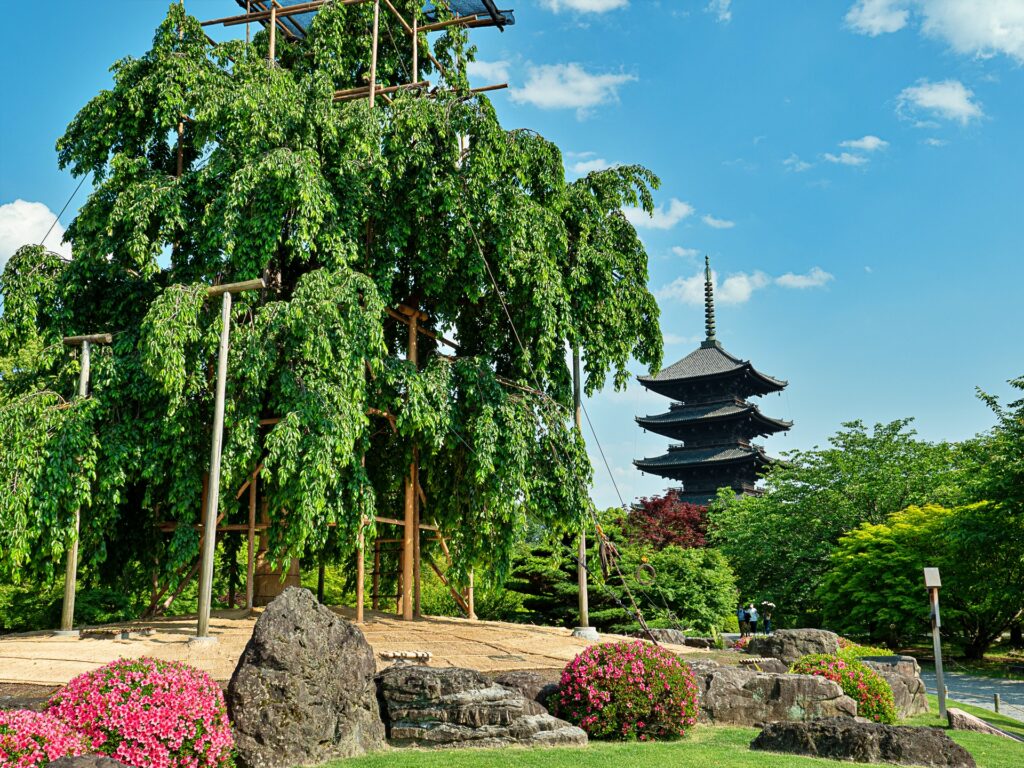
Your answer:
[227,587,385,768]
[746,628,841,665]
[751,718,977,767]
[947,708,1021,741]
[378,665,586,748]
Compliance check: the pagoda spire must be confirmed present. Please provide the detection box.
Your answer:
[702,255,719,348]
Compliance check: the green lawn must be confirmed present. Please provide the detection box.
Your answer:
[330,697,1024,768]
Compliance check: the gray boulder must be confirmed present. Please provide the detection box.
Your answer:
[642,628,688,645]
[751,718,976,767]
[947,708,1021,741]
[378,666,586,748]
[739,657,790,674]
[862,656,929,718]
[47,759,129,768]
[746,629,841,665]
[692,665,858,726]
[226,587,385,768]
[491,671,559,713]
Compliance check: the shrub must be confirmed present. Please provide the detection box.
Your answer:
[837,637,890,658]
[0,709,87,768]
[790,653,898,723]
[552,640,700,741]
[731,635,751,651]
[46,657,234,768]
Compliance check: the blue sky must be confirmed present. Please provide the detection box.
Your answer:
[2,1,1022,509]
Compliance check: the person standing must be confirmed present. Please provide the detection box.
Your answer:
[748,603,759,635]
[737,603,748,638]
[763,604,773,635]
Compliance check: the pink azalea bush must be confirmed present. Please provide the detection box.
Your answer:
[731,635,751,651]
[0,709,88,768]
[46,657,234,768]
[552,640,700,741]
[790,653,898,723]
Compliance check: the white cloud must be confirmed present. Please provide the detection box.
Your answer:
[840,135,889,151]
[656,266,834,305]
[924,137,949,146]
[823,151,869,166]
[897,79,983,124]
[671,246,700,259]
[541,0,629,13]
[784,154,814,172]
[510,63,635,118]
[467,59,511,84]
[623,198,695,230]
[775,266,835,289]
[846,1,1024,63]
[702,214,736,229]
[845,0,910,35]
[0,200,72,269]
[706,0,732,23]
[570,157,613,175]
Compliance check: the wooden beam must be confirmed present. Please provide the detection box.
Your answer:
[374,516,437,532]
[63,333,113,346]
[356,517,366,623]
[401,310,418,621]
[416,15,479,34]
[207,278,265,296]
[333,80,429,101]
[203,0,370,28]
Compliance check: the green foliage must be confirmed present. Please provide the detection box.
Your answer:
[820,503,1024,659]
[790,654,898,724]
[708,420,963,626]
[0,2,663,612]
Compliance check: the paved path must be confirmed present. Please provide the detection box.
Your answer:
[921,667,1024,719]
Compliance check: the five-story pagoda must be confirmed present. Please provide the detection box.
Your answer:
[634,257,791,504]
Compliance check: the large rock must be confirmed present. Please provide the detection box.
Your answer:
[378,666,586,748]
[692,664,858,726]
[862,656,929,718]
[751,718,976,767]
[746,629,841,665]
[491,671,559,713]
[739,657,790,674]
[47,759,130,768]
[947,708,1021,741]
[226,587,385,768]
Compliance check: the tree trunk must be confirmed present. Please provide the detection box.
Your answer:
[1010,621,1023,649]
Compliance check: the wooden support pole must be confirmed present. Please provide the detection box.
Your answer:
[467,569,477,620]
[195,278,265,640]
[573,347,592,634]
[368,1,380,109]
[57,333,112,636]
[412,12,418,81]
[268,5,277,63]
[413,451,421,618]
[246,474,256,610]
[356,518,366,623]
[372,539,380,611]
[401,311,418,620]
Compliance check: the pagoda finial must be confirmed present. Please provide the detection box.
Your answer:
[703,255,718,346]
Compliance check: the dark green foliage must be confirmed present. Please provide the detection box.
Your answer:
[708,420,963,626]
[0,2,663,613]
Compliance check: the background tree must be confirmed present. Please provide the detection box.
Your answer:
[819,503,1024,658]
[0,3,662,612]
[708,419,962,626]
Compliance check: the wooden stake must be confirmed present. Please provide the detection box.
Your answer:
[368,0,380,109]
[372,539,380,611]
[401,311,418,620]
[413,450,421,618]
[246,474,256,610]
[356,517,366,623]
[268,5,276,63]
[467,569,477,620]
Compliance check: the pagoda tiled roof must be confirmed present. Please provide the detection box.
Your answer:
[634,443,771,470]
[637,400,792,431]
[638,342,786,390]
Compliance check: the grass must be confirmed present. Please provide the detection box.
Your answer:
[330,696,1024,768]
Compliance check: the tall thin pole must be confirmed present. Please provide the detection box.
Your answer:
[356,517,365,623]
[58,342,90,635]
[401,312,417,620]
[57,333,112,637]
[412,12,418,82]
[196,292,232,639]
[369,1,380,108]
[573,347,591,633]
[268,5,277,63]
[931,586,947,718]
[246,474,256,610]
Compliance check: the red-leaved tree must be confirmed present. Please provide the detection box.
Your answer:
[627,492,709,549]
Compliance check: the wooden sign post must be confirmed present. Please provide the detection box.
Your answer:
[194,278,265,641]
[924,567,947,718]
[56,333,113,637]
